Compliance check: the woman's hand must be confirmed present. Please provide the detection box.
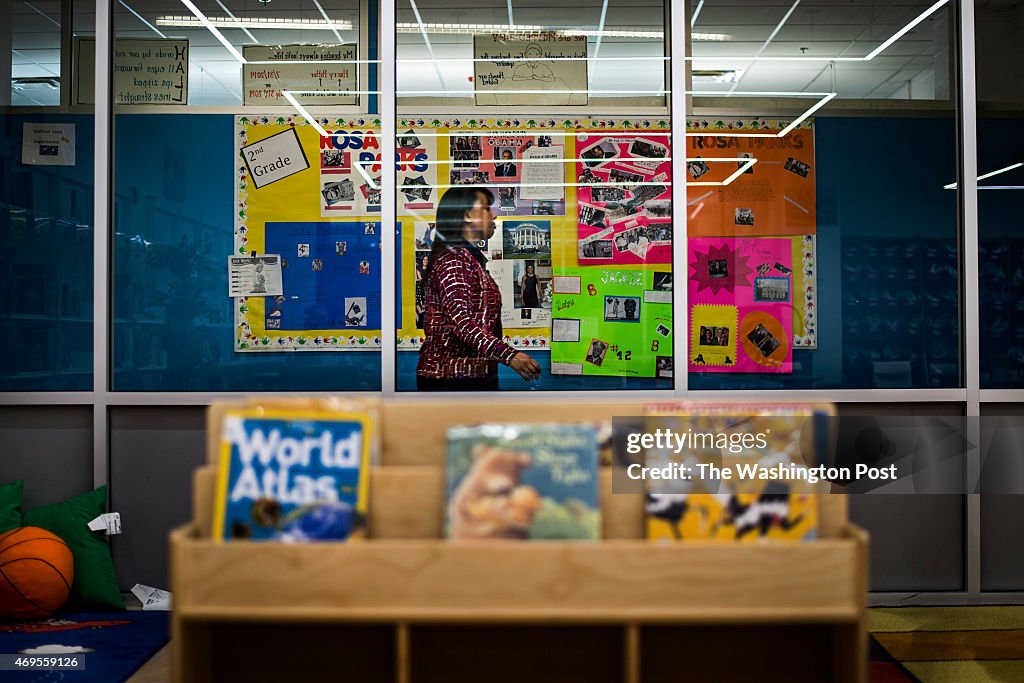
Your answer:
[509,352,542,382]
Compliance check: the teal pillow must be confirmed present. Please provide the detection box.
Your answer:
[0,480,23,533]
[22,485,125,610]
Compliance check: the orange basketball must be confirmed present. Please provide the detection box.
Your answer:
[0,526,75,619]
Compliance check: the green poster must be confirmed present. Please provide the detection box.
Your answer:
[550,268,673,379]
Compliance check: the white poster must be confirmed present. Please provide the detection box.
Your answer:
[519,145,564,200]
[228,255,284,297]
[243,44,357,106]
[473,33,588,106]
[76,38,187,105]
[241,128,311,189]
[22,123,75,166]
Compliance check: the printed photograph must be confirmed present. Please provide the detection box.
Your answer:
[656,356,673,378]
[414,222,435,249]
[687,157,711,179]
[513,259,552,309]
[579,239,614,259]
[364,222,376,235]
[533,200,555,215]
[629,138,668,159]
[578,203,607,227]
[448,135,481,154]
[321,178,355,205]
[297,243,310,258]
[709,258,727,278]
[493,147,518,177]
[734,207,755,226]
[580,139,619,168]
[590,187,627,203]
[604,295,640,322]
[344,297,367,327]
[784,157,811,177]
[502,220,551,257]
[747,323,781,357]
[656,324,671,337]
[644,199,672,218]
[311,258,323,272]
[576,168,600,184]
[699,325,730,346]
[359,260,370,275]
[653,272,672,291]
[498,186,518,211]
[452,149,482,168]
[401,175,433,202]
[647,223,672,243]
[585,338,609,366]
[321,148,345,167]
[608,168,645,191]
[754,276,791,302]
[738,152,755,174]
[397,131,422,148]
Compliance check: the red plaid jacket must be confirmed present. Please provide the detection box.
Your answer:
[416,245,517,379]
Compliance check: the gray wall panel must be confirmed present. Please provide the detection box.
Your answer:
[110,406,206,591]
[838,403,965,591]
[980,405,1024,591]
[0,406,93,509]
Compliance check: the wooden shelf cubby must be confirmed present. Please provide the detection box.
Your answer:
[171,399,869,683]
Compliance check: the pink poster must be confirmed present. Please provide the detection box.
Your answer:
[688,237,793,373]
[576,132,672,265]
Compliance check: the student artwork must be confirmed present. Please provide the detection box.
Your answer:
[483,223,553,330]
[473,34,588,106]
[575,133,672,265]
[235,115,389,351]
[685,118,815,237]
[550,268,673,378]
[689,237,793,373]
[447,132,567,216]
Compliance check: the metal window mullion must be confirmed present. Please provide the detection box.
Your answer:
[670,0,688,397]
[60,0,72,111]
[93,0,113,488]
[957,0,981,596]
[380,0,397,395]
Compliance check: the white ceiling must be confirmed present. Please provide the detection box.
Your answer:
[5,0,999,107]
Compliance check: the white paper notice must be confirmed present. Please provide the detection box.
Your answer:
[229,255,284,297]
[131,583,172,611]
[551,318,581,342]
[519,145,564,200]
[553,276,581,294]
[473,34,588,106]
[22,123,75,166]
[243,44,357,106]
[241,128,310,189]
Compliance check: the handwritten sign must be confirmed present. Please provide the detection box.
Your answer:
[473,33,587,106]
[76,38,188,105]
[243,44,357,106]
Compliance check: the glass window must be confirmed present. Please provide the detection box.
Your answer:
[977,0,1024,389]
[395,0,673,391]
[1,2,93,391]
[10,0,62,106]
[111,0,379,391]
[688,0,959,389]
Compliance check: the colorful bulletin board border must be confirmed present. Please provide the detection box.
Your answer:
[235,114,384,351]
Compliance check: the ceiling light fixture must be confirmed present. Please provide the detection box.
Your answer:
[944,162,1023,190]
[157,15,353,30]
[178,0,247,63]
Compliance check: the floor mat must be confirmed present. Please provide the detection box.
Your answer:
[0,610,169,682]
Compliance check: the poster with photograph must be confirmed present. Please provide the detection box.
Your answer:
[575,132,672,265]
[550,268,673,378]
[686,119,815,236]
[688,237,793,373]
[473,33,588,106]
[448,132,566,216]
[486,258,553,330]
[235,115,385,351]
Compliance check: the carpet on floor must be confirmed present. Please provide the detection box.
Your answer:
[0,610,169,682]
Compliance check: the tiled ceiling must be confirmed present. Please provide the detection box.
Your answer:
[6,0,976,106]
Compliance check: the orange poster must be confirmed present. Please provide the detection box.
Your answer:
[685,119,815,237]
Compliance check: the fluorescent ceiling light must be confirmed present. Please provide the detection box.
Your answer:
[157,15,353,30]
[394,23,665,39]
[944,162,1023,190]
[178,0,246,63]
[690,0,948,61]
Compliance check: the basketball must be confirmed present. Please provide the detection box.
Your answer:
[0,526,75,619]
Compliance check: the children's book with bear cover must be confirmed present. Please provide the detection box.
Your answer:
[641,402,834,542]
[211,401,374,542]
[446,424,600,541]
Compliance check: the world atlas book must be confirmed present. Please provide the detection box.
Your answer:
[212,407,372,542]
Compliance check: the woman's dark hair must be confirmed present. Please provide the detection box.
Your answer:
[425,186,494,277]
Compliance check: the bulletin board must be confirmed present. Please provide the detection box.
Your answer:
[235,114,388,351]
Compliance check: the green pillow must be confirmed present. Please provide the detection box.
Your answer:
[23,485,125,610]
[0,480,23,534]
